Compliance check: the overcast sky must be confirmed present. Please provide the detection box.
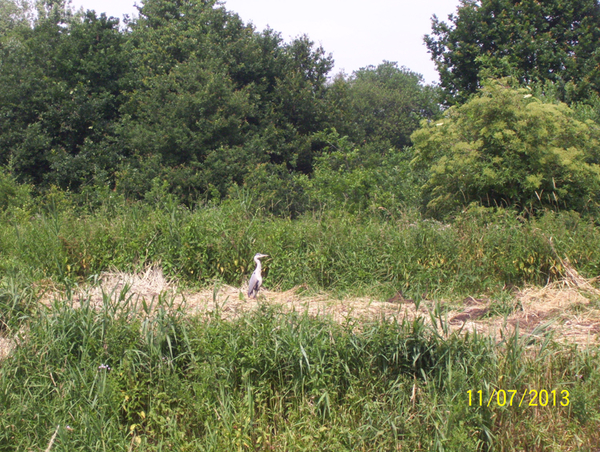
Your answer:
[69,0,461,85]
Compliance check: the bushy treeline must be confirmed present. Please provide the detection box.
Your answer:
[0,0,438,206]
[1,0,600,218]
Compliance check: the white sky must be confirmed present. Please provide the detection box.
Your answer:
[68,0,461,85]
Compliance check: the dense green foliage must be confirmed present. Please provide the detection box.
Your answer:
[0,0,436,206]
[328,62,441,149]
[2,2,600,450]
[1,288,599,451]
[426,0,600,104]
[2,0,600,218]
[411,81,600,217]
[118,0,336,200]
[0,2,126,187]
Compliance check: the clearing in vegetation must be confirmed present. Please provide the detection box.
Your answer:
[34,261,600,347]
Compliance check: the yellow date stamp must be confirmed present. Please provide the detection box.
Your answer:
[467,389,570,407]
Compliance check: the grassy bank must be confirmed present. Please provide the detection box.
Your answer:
[1,288,599,451]
[1,195,600,302]
[1,194,600,450]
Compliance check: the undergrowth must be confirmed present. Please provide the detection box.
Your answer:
[0,287,598,451]
[1,195,599,305]
[1,193,600,450]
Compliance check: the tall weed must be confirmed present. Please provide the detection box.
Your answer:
[1,286,597,450]
[1,193,599,298]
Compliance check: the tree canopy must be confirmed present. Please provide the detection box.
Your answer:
[328,62,440,150]
[0,0,127,187]
[2,0,599,219]
[426,0,600,104]
[0,0,437,208]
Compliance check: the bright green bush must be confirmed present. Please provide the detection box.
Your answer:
[411,81,600,217]
[297,130,421,215]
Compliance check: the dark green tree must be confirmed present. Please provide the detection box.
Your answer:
[0,0,127,187]
[426,0,600,104]
[329,61,440,149]
[261,35,334,173]
[119,0,253,166]
[119,0,335,199]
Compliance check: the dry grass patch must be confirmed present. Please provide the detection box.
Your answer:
[183,285,413,322]
[450,286,600,345]
[38,265,183,310]
[447,259,600,345]
[0,335,14,361]
[30,259,600,348]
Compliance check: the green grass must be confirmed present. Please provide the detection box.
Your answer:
[1,194,600,450]
[1,196,599,304]
[1,286,598,451]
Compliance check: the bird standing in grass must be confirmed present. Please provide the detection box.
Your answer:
[247,253,268,298]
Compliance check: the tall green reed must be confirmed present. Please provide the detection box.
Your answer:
[1,196,599,299]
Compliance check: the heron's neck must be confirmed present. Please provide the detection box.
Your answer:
[254,258,262,270]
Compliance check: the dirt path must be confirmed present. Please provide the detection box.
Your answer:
[54,266,600,345]
[1,266,598,361]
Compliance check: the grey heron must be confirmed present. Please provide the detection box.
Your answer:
[247,253,268,298]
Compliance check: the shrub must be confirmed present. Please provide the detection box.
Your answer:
[0,168,31,212]
[411,80,600,217]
